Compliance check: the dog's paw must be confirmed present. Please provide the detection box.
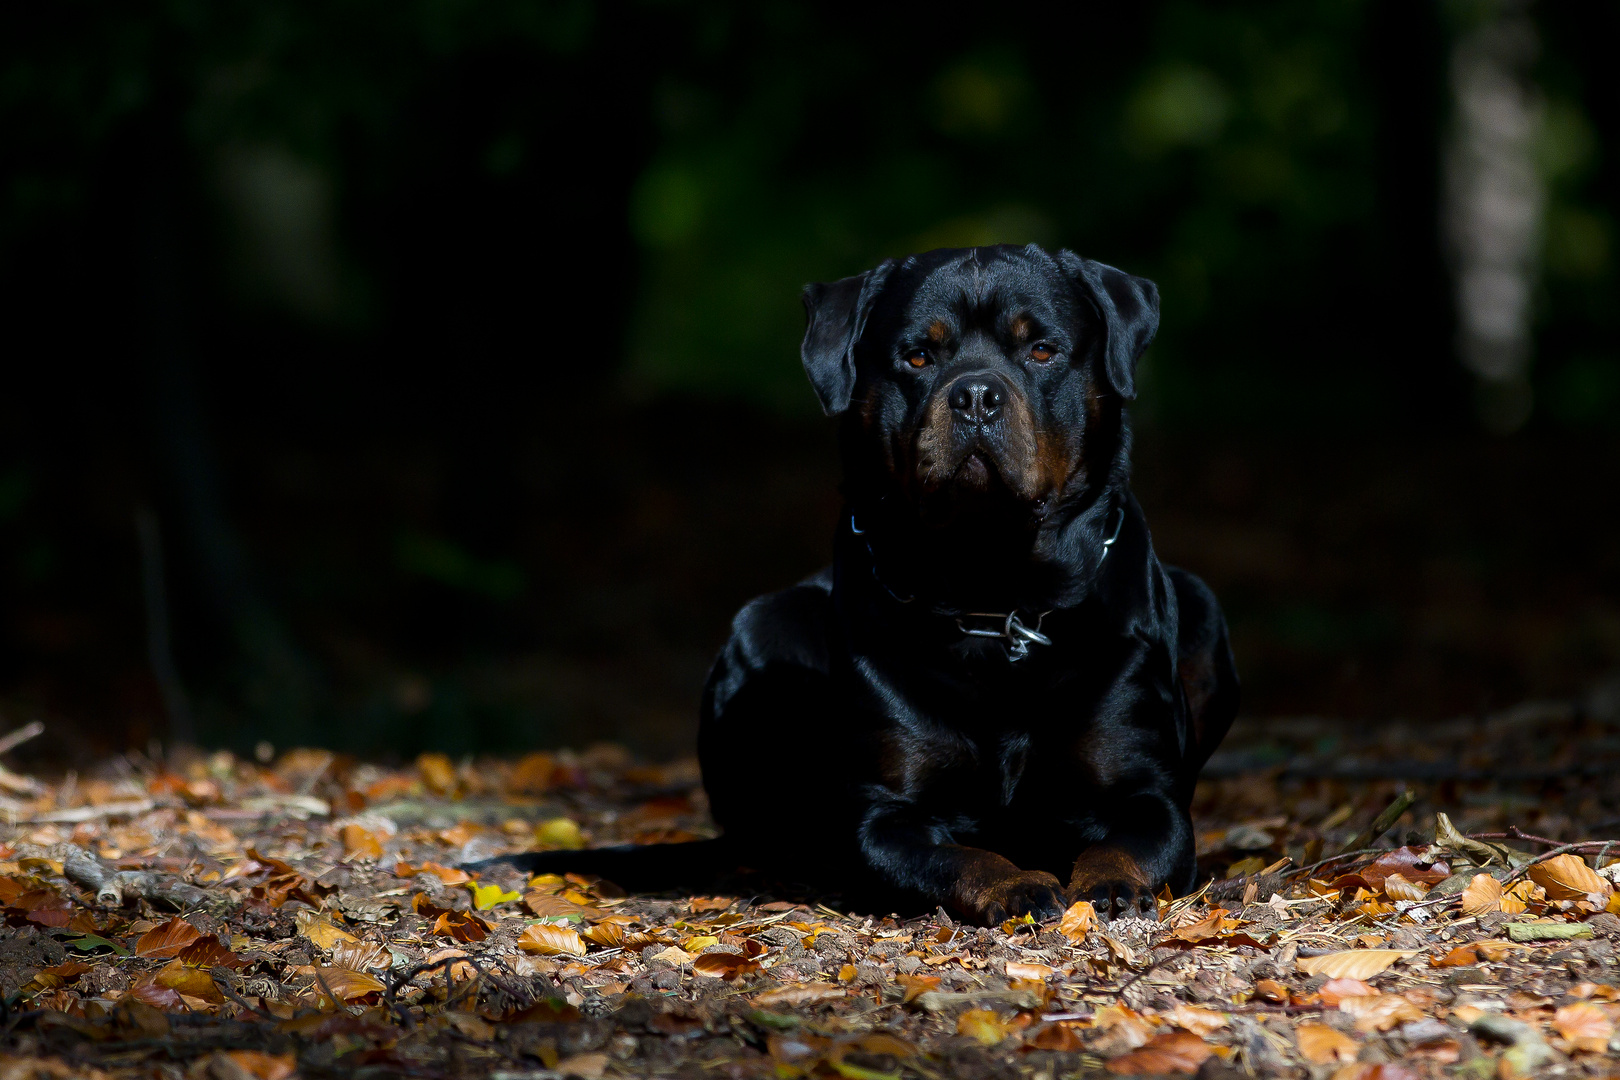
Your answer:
[969,870,1068,926]
[1068,848,1159,922]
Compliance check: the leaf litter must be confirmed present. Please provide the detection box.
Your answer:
[0,697,1618,1077]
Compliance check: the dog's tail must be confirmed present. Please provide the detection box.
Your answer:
[463,837,741,892]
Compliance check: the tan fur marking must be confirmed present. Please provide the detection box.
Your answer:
[926,319,950,344]
[1009,314,1032,342]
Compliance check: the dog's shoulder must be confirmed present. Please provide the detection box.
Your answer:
[715,567,834,677]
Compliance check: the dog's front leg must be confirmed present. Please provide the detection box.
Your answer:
[860,800,1066,925]
[1067,791,1196,921]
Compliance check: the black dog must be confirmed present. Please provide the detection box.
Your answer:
[474,245,1237,924]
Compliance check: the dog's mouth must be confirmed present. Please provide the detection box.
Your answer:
[954,450,996,491]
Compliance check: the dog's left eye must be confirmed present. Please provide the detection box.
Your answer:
[904,349,932,369]
[1029,342,1057,362]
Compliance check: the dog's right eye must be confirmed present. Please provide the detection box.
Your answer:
[903,349,932,369]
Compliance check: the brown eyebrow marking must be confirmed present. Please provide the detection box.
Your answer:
[926,319,950,344]
[1009,314,1032,341]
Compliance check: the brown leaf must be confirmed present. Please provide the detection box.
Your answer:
[177,937,246,970]
[1296,950,1417,980]
[312,966,386,1005]
[1295,1023,1359,1064]
[221,1050,297,1080]
[1253,978,1288,1002]
[1381,873,1428,901]
[525,891,600,920]
[689,896,736,913]
[341,824,383,860]
[1168,1005,1227,1037]
[1339,993,1423,1032]
[692,952,760,979]
[1005,961,1054,980]
[395,860,470,885]
[896,973,941,1003]
[1460,873,1505,915]
[1360,847,1450,890]
[155,960,223,1003]
[328,938,392,973]
[1529,854,1612,901]
[1104,1031,1213,1074]
[1029,1023,1084,1051]
[553,1052,608,1079]
[1551,1001,1614,1053]
[135,917,203,960]
[128,982,188,1011]
[431,910,491,944]
[1431,946,1479,968]
[518,922,587,956]
[582,921,628,948]
[753,983,844,1007]
[1059,900,1096,942]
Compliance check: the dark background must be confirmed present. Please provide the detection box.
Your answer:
[2,1,1616,766]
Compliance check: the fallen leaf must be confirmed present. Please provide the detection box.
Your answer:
[534,818,584,849]
[1104,1031,1212,1074]
[896,974,940,1003]
[222,1050,297,1080]
[1551,1001,1614,1053]
[1296,1023,1359,1064]
[469,882,521,910]
[1296,950,1417,980]
[1431,946,1478,968]
[1360,847,1450,890]
[553,1051,608,1079]
[1529,854,1612,901]
[524,891,599,920]
[156,960,223,1003]
[431,911,491,944]
[1059,900,1097,942]
[1381,873,1427,901]
[312,966,386,1004]
[1318,978,1379,1006]
[328,938,393,973]
[135,917,203,960]
[1005,961,1053,980]
[177,937,247,970]
[692,952,760,979]
[1253,978,1288,1002]
[518,922,586,956]
[295,910,359,951]
[1168,1005,1227,1037]
[341,824,383,860]
[956,1009,1013,1046]
[1339,993,1423,1032]
[1029,1023,1084,1051]
[689,896,736,913]
[1461,873,1505,915]
[754,983,844,1007]
[395,860,471,886]
[417,752,457,794]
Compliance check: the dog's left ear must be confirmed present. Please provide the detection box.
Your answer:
[1056,251,1160,401]
[800,260,895,416]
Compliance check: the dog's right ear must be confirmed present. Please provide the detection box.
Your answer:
[800,260,895,416]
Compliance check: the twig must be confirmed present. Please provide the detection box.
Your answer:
[1337,791,1415,856]
[0,721,44,758]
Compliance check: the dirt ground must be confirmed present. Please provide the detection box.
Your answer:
[0,676,1619,1079]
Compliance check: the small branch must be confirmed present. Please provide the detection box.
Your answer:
[1337,791,1415,856]
[0,721,44,758]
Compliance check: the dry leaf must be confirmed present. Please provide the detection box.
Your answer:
[1460,873,1504,915]
[222,1050,297,1080]
[896,973,940,1003]
[469,882,521,910]
[582,921,627,948]
[295,910,359,951]
[1059,900,1097,942]
[1339,993,1423,1032]
[1551,1001,1614,1053]
[1169,1005,1227,1037]
[1104,1031,1213,1074]
[341,824,383,860]
[328,938,392,973]
[1005,961,1053,980]
[518,923,587,956]
[1029,1023,1084,1051]
[1529,854,1612,901]
[1296,950,1417,980]
[753,983,844,1007]
[312,966,386,1004]
[1381,873,1427,901]
[177,937,247,970]
[135,917,203,960]
[155,960,223,1003]
[1318,978,1379,1006]
[553,1052,608,1079]
[1431,946,1478,968]
[431,911,491,944]
[692,952,759,979]
[1296,1023,1359,1064]
[956,1009,1013,1046]
[534,818,584,849]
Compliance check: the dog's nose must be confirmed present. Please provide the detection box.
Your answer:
[947,377,1004,422]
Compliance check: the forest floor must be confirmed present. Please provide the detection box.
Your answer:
[1,679,1620,1079]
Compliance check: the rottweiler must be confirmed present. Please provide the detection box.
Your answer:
[472,244,1238,924]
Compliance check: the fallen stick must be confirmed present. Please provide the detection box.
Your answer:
[0,720,45,757]
[1337,791,1415,856]
[60,844,207,910]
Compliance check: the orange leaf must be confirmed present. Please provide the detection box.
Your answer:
[752,983,844,1007]
[1551,1001,1614,1053]
[1529,854,1612,901]
[524,891,599,920]
[1318,978,1379,1006]
[692,952,760,979]
[1005,961,1053,980]
[342,824,383,860]
[1460,873,1504,916]
[156,959,223,1003]
[128,982,188,1011]
[1168,1005,1227,1037]
[956,1009,1013,1046]
[689,896,736,913]
[1059,900,1097,943]
[896,973,940,1003]
[1381,873,1427,901]
[1295,1023,1359,1064]
[395,860,470,885]
[518,922,586,956]
[135,917,203,959]
[1105,1031,1213,1074]
[1431,946,1479,968]
[431,911,491,944]
[1030,1023,1084,1051]
[222,1051,297,1080]
[1339,994,1423,1032]
[312,966,386,1005]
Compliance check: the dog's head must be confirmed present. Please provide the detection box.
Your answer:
[802,245,1158,529]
